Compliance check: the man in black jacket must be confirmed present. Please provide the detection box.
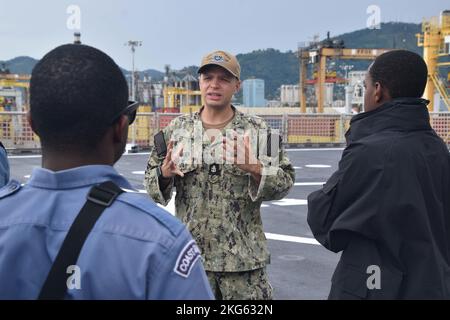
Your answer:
[307,50,450,299]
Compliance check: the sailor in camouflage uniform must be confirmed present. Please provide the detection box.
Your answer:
[144,50,295,300]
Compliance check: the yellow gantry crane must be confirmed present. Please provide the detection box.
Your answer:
[416,10,450,111]
[0,74,31,111]
[0,74,33,146]
[163,86,202,113]
[0,74,31,89]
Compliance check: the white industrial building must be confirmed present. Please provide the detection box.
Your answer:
[280,85,299,106]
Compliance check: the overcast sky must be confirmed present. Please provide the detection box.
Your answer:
[0,0,448,71]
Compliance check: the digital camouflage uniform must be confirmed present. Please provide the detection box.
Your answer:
[144,107,295,299]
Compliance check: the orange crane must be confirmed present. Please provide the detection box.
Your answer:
[298,35,390,113]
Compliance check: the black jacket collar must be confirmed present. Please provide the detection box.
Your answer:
[346,98,431,144]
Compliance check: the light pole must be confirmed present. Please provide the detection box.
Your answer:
[125,41,142,149]
[125,41,142,101]
[341,65,354,114]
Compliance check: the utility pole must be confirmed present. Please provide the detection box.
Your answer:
[125,40,142,149]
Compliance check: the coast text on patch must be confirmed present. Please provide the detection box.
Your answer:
[174,240,201,278]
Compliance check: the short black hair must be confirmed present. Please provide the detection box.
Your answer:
[369,50,428,99]
[30,44,128,151]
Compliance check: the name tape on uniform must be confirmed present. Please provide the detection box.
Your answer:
[174,240,202,278]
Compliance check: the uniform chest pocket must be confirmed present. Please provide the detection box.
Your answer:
[222,165,250,199]
[178,163,197,175]
[175,163,203,197]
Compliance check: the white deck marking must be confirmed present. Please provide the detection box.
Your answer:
[287,148,344,152]
[294,182,325,186]
[271,199,308,206]
[8,155,42,159]
[305,164,331,168]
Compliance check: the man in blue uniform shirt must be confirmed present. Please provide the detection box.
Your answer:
[0,44,214,300]
[0,141,9,187]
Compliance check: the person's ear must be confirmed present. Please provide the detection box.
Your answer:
[235,80,241,94]
[112,115,128,143]
[374,82,383,103]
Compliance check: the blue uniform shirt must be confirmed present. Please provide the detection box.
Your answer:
[0,145,9,187]
[0,165,214,300]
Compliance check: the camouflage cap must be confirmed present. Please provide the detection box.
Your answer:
[198,50,241,80]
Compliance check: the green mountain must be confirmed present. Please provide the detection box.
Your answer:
[0,56,39,74]
[1,22,425,100]
[334,22,421,54]
[121,68,164,81]
[0,57,164,80]
[237,48,299,101]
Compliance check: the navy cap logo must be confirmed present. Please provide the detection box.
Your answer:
[174,240,202,278]
[212,55,225,62]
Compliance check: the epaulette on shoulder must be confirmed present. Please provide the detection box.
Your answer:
[0,180,22,200]
[174,113,195,124]
[241,113,267,128]
[116,191,184,237]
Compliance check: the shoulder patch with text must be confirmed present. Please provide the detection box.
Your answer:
[174,240,202,278]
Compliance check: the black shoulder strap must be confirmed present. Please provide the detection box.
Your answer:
[38,181,124,300]
[0,140,5,150]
